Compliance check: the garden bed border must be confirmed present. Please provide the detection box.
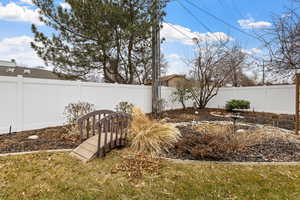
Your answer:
[0,149,72,157]
[2,149,300,165]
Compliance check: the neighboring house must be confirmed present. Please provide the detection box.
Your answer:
[0,60,60,80]
[146,74,189,87]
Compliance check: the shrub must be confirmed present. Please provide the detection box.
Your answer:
[63,101,95,124]
[130,107,181,155]
[171,81,191,110]
[225,99,250,111]
[115,101,134,114]
[63,102,95,136]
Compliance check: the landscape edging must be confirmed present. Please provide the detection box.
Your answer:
[164,157,300,165]
[2,150,300,165]
[0,149,73,157]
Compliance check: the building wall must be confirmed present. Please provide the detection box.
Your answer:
[0,76,296,134]
[167,77,186,87]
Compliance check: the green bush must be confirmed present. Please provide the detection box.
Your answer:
[225,99,250,111]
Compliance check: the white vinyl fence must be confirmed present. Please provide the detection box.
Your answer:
[0,75,296,134]
[207,85,295,114]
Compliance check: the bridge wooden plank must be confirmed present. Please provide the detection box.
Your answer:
[70,132,125,162]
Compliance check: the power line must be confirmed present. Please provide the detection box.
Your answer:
[164,22,195,40]
[185,0,263,42]
[231,0,246,19]
[175,0,236,46]
[175,0,214,33]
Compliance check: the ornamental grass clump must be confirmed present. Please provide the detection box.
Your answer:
[130,107,181,155]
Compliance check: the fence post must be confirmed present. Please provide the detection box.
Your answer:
[77,80,82,102]
[16,75,24,132]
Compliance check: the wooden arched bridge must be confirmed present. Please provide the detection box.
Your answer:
[70,110,131,162]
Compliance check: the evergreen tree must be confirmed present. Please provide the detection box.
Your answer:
[31,0,168,84]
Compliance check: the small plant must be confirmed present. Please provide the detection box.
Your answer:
[130,107,181,155]
[63,101,95,124]
[157,98,168,112]
[172,81,191,110]
[63,101,95,136]
[115,101,134,114]
[225,99,250,111]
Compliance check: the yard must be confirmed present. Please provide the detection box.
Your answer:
[1,107,300,199]
[1,151,300,200]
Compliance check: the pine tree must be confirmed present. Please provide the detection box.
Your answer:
[31,0,168,84]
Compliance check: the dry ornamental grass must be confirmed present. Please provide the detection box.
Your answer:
[129,107,181,155]
[173,121,300,161]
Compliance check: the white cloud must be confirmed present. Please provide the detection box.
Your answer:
[166,54,182,60]
[164,53,189,75]
[238,18,272,29]
[0,36,45,67]
[161,23,232,46]
[242,47,263,55]
[20,0,34,5]
[0,2,43,25]
[60,2,71,9]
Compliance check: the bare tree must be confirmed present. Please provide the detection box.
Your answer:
[260,8,300,80]
[222,45,247,87]
[188,38,238,109]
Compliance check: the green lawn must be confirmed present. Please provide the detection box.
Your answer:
[0,151,300,200]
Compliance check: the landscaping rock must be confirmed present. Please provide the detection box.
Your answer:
[28,135,39,140]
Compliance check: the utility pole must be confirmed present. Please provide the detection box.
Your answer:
[151,0,161,114]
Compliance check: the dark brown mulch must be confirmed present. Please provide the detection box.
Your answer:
[165,125,300,162]
[0,126,81,154]
[156,108,295,130]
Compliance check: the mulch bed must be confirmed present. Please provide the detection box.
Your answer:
[0,108,297,162]
[165,125,300,162]
[0,126,81,154]
[157,108,295,130]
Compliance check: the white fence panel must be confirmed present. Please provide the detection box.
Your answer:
[207,85,295,114]
[0,77,18,133]
[0,76,152,134]
[0,75,296,134]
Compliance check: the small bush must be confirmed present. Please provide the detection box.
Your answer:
[225,99,250,111]
[115,101,134,114]
[63,102,95,136]
[130,107,181,155]
[63,101,95,124]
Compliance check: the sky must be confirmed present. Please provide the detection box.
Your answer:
[0,0,295,75]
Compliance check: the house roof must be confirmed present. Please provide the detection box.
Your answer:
[0,64,60,80]
[160,74,186,82]
[145,74,187,85]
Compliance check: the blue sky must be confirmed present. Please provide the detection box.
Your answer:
[0,0,295,74]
